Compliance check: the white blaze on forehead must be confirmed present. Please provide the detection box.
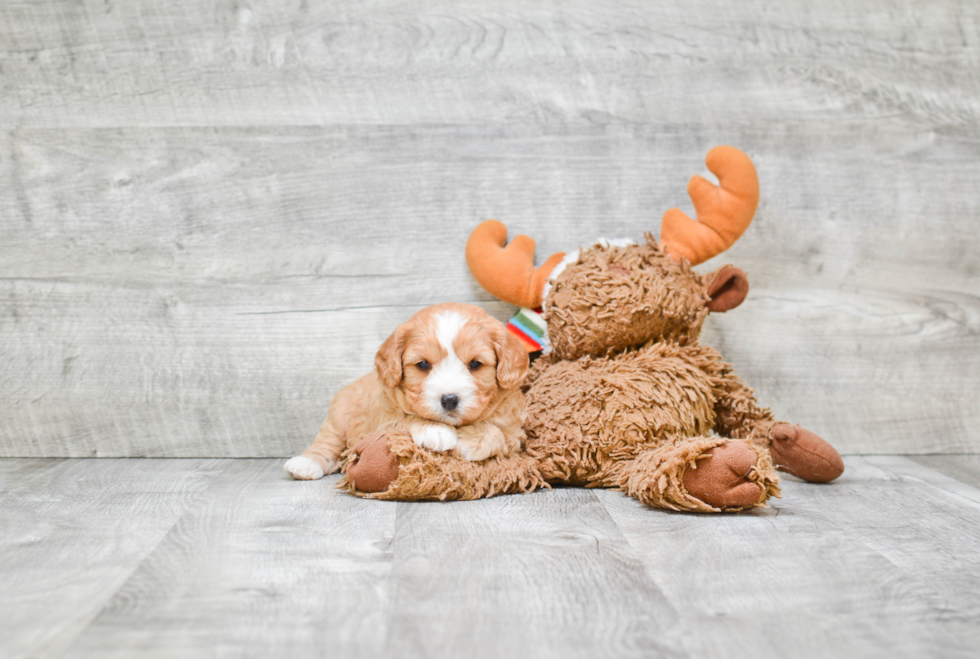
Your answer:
[423,311,477,424]
[435,311,467,351]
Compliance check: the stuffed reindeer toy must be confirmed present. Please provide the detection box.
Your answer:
[341,146,843,512]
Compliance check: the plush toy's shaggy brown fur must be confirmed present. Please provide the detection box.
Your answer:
[339,147,844,512]
[520,239,783,512]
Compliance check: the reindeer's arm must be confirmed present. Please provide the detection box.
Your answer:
[711,369,778,446]
[697,349,778,447]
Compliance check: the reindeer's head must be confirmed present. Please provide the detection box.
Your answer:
[466,146,758,361]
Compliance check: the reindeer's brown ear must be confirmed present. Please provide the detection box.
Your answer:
[375,327,406,388]
[706,265,749,312]
[493,325,530,390]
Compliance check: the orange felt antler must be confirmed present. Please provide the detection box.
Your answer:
[466,220,566,308]
[660,146,759,266]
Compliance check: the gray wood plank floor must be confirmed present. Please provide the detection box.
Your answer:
[2,456,979,659]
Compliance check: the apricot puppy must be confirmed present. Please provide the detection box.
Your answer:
[285,303,528,480]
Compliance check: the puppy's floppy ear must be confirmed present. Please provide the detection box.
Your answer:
[492,324,529,390]
[375,326,406,388]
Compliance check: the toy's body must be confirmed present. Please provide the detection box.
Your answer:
[341,147,843,512]
[525,330,779,511]
[517,239,784,511]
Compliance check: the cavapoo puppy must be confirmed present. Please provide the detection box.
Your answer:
[285,302,529,480]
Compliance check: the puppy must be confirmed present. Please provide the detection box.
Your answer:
[285,302,529,480]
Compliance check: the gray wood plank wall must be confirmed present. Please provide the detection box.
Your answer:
[2,0,978,457]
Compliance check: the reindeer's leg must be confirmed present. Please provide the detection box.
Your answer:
[769,424,846,483]
[599,434,779,513]
[711,369,844,483]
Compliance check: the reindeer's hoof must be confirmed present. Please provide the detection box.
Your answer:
[347,433,400,494]
[770,424,844,483]
[684,442,765,509]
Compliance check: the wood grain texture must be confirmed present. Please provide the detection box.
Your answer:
[909,455,980,489]
[599,455,980,658]
[383,489,685,659]
[65,461,397,659]
[1,0,979,457]
[3,456,980,658]
[2,125,978,457]
[69,474,686,658]
[1,1,978,129]
[0,458,225,658]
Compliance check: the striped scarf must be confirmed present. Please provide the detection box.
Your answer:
[507,307,549,354]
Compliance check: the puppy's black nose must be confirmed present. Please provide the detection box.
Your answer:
[441,394,459,412]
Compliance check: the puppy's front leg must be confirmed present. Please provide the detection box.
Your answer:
[456,422,522,462]
[285,418,344,481]
[409,421,458,453]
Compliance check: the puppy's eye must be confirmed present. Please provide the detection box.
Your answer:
[416,361,431,372]
[468,360,482,371]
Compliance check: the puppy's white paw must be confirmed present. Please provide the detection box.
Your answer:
[411,424,458,452]
[284,456,326,480]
